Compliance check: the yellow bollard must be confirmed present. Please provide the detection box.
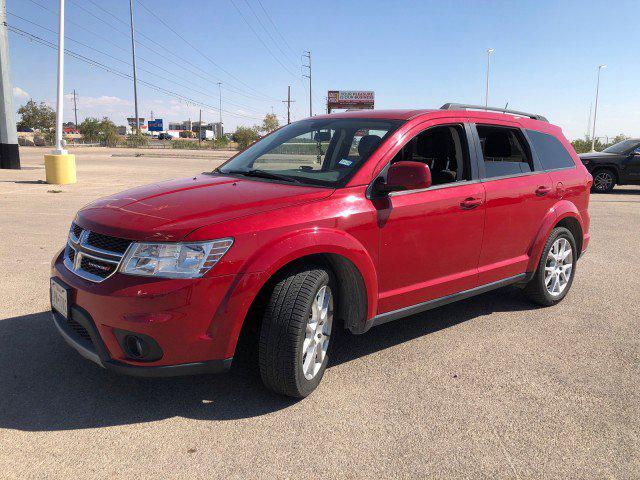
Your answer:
[44,153,77,185]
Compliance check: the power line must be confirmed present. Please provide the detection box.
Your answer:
[25,0,263,106]
[229,0,298,77]
[7,25,264,121]
[242,0,297,70]
[136,0,280,101]
[65,0,274,103]
[7,12,265,115]
[255,0,298,62]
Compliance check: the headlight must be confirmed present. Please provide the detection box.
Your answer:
[120,238,233,278]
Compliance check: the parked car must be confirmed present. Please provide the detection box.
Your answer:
[157,132,173,140]
[579,138,640,192]
[50,103,591,398]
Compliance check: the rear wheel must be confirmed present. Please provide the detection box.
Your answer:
[259,266,335,398]
[523,227,577,306]
[591,168,616,193]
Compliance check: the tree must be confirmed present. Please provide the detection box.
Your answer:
[79,116,118,143]
[16,100,56,131]
[233,126,260,149]
[79,117,101,142]
[261,113,279,134]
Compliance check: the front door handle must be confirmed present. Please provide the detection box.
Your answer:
[535,185,552,196]
[460,197,483,210]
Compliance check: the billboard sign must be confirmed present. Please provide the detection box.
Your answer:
[127,117,145,127]
[327,90,374,111]
[148,119,163,132]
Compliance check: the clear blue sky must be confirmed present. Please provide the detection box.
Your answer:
[6,0,640,139]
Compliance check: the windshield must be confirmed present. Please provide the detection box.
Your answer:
[217,118,402,187]
[603,139,640,154]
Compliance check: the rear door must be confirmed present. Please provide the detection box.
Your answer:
[470,120,555,285]
[376,118,485,314]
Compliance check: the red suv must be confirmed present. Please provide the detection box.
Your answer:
[50,104,591,397]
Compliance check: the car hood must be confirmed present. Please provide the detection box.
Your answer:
[579,151,623,161]
[76,174,333,241]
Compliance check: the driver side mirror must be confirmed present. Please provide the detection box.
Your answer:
[373,161,432,195]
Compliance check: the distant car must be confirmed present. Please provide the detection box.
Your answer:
[579,139,640,192]
[17,126,34,132]
[157,133,173,140]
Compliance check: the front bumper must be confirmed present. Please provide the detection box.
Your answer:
[51,250,261,375]
[52,309,232,377]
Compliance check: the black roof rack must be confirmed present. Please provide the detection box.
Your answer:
[440,103,548,122]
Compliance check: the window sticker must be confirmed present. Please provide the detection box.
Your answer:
[338,158,353,166]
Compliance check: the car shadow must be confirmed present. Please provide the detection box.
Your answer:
[0,287,531,431]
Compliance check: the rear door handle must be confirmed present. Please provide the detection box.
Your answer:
[535,185,552,196]
[460,197,483,210]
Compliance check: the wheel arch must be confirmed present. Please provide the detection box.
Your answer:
[527,201,585,272]
[232,228,377,357]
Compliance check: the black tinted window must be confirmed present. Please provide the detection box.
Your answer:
[477,125,533,178]
[527,130,575,170]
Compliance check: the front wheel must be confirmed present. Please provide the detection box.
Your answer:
[259,266,335,398]
[523,227,577,306]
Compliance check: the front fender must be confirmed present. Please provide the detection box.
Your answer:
[242,227,379,319]
[526,200,584,272]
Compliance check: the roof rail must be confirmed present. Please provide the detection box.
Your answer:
[440,103,548,122]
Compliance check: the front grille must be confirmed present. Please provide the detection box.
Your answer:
[80,256,117,278]
[86,231,132,254]
[67,317,92,342]
[64,224,133,283]
[71,223,82,239]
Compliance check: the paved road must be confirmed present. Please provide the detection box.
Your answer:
[0,147,638,479]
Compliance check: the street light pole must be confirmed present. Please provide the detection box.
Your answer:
[54,0,66,153]
[485,48,494,107]
[590,64,606,152]
[129,0,140,134]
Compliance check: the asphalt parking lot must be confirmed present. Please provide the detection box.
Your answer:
[0,146,638,479]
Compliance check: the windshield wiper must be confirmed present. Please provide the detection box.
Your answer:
[223,169,304,184]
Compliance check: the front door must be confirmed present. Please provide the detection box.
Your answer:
[376,122,485,314]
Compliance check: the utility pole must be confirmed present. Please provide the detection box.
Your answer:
[0,0,19,168]
[217,82,222,137]
[198,108,202,146]
[72,89,78,128]
[281,85,295,124]
[591,64,606,152]
[129,0,140,133]
[485,48,494,107]
[302,51,312,117]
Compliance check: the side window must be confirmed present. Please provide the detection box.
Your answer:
[526,130,576,170]
[390,124,471,186]
[477,125,534,178]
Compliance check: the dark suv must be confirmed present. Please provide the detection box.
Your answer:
[51,103,592,398]
[580,138,640,192]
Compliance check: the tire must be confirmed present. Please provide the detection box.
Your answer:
[259,266,335,398]
[591,168,616,193]
[523,227,577,307]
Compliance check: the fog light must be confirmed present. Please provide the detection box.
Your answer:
[113,329,163,362]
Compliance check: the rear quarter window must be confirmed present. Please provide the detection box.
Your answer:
[526,130,576,171]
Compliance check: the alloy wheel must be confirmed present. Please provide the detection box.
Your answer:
[593,171,613,191]
[545,237,573,297]
[302,285,333,380]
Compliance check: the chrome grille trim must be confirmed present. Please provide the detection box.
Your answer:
[64,225,132,283]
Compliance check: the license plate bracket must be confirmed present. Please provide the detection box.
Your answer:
[50,278,70,319]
